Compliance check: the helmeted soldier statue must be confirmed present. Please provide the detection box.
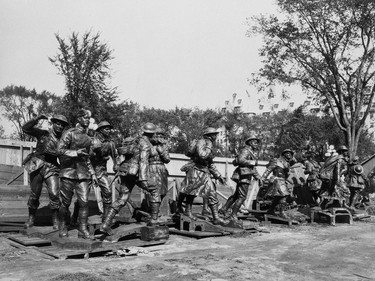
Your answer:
[90,121,117,221]
[101,122,162,232]
[303,151,322,206]
[148,127,170,206]
[22,114,69,229]
[261,149,297,218]
[57,109,98,239]
[345,156,367,211]
[319,145,349,197]
[219,133,261,221]
[177,127,227,226]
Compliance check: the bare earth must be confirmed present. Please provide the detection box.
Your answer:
[0,221,374,281]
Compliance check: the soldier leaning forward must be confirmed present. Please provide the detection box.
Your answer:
[345,156,368,210]
[303,151,322,205]
[261,149,296,218]
[90,121,117,220]
[22,114,69,229]
[219,133,261,221]
[177,127,227,226]
[57,109,98,239]
[101,122,162,232]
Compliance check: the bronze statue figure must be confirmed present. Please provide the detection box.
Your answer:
[22,114,69,229]
[57,109,98,239]
[177,127,228,226]
[261,149,297,218]
[220,133,261,221]
[303,150,322,206]
[345,156,368,211]
[90,121,117,221]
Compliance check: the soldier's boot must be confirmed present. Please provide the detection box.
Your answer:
[210,203,229,226]
[349,193,359,210]
[228,199,244,221]
[102,203,111,223]
[77,208,94,240]
[184,195,197,221]
[148,202,161,226]
[278,198,288,219]
[201,198,211,216]
[176,193,186,214]
[267,198,280,216]
[100,208,117,234]
[51,209,59,230]
[24,208,37,229]
[59,206,69,238]
[70,201,80,227]
[219,195,235,218]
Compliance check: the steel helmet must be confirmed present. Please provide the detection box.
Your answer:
[96,121,113,131]
[203,127,219,136]
[337,145,348,152]
[50,114,69,126]
[353,164,364,175]
[245,133,260,144]
[282,149,294,156]
[142,122,157,133]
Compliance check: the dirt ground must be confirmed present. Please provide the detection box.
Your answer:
[0,220,374,281]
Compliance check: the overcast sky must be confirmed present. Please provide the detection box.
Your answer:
[0,0,278,111]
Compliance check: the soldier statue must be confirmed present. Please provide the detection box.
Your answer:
[319,145,349,198]
[303,151,322,206]
[101,122,162,232]
[143,127,170,216]
[219,133,261,221]
[22,114,69,229]
[90,121,117,221]
[57,109,98,239]
[345,156,368,211]
[177,127,227,226]
[261,149,297,218]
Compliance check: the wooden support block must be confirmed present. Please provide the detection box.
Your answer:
[140,225,169,241]
[104,223,145,242]
[51,237,102,251]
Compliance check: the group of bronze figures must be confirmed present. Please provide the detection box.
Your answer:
[22,109,368,239]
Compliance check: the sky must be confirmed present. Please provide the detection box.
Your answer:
[0,0,279,114]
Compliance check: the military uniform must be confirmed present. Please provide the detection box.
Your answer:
[22,115,68,229]
[179,128,227,226]
[220,135,260,220]
[90,122,116,219]
[57,112,96,239]
[261,149,296,217]
[303,154,322,205]
[345,158,367,209]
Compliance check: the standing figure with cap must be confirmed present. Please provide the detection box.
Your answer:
[89,121,117,221]
[345,156,368,211]
[303,151,322,206]
[177,127,228,226]
[101,122,162,231]
[219,133,261,221]
[260,149,297,218]
[22,114,69,229]
[57,109,98,239]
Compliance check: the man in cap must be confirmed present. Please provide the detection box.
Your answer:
[260,149,297,218]
[219,133,261,221]
[177,127,228,226]
[57,109,98,239]
[22,114,69,229]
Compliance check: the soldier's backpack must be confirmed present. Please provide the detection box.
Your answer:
[318,155,341,180]
[117,136,140,176]
[185,139,198,158]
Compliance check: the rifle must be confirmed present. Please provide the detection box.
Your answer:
[91,181,103,213]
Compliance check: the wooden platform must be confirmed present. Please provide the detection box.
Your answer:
[7,232,167,260]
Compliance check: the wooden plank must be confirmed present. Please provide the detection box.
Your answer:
[168,228,230,238]
[8,234,51,246]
